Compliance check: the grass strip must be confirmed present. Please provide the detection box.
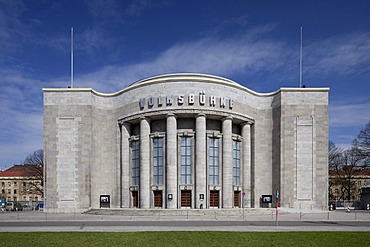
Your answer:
[0,231,369,247]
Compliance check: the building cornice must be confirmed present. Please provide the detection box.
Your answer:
[43,73,330,98]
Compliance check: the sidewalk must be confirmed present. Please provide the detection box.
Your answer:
[1,208,370,222]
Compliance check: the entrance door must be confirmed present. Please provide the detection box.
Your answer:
[234,191,240,208]
[153,191,162,208]
[132,191,139,208]
[181,190,191,208]
[210,191,219,208]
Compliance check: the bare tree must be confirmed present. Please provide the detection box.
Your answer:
[341,150,364,201]
[328,141,346,202]
[352,121,370,167]
[23,149,44,196]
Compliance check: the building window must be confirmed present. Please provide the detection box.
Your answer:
[14,189,17,194]
[358,181,362,187]
[131,140,140,186]
[8,189,11,194]
[181,137,192,184]
[14,182,17,186]
[153,137,164,185]
[209,137,219,185]
[233,140,241,185]
[8,182,11,187]
[23,182,26,187]
[2,182,5,187]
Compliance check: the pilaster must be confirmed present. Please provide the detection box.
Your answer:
[222,116,233,208]
[121,123,131,208]
[140,117,150,208]
[166,113,178,209]
[241,122,251,208]
[195,113,207,208]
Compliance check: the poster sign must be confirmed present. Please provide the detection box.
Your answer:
[100,195,110,208]
[262,195,272,203]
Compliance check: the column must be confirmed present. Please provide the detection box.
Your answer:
[121,123,131,208]
[140,117,150,208]
[166,114,177,209]
[241,122,251,208]
[222,116,233,208]
[195,113,207,209]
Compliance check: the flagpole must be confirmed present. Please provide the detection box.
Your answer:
[71,27,74,88]
[299,26,303,88]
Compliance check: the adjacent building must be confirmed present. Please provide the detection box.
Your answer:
[0,165,43,206]
[43,73,329,213]
[329,169,370,208]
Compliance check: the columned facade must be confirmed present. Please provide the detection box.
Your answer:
[44,73,329,213]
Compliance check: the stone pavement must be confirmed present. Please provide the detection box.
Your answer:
[0,208,370,232]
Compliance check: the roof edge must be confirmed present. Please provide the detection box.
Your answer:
[43,73,330,97]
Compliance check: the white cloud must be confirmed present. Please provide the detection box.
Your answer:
[73,27,294,93]
[329,102,370,127]
[0,106,43,167]
[305,32,370,77]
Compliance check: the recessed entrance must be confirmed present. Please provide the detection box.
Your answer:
[234,191,240,208]
[153,190,162,208]
[209,190,219,208]
[132,191,139,208]
[181,190,191,208]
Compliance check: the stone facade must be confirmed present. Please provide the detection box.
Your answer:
[43,73,329,213]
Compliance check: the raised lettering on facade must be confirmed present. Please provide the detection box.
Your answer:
[139,91,233,110]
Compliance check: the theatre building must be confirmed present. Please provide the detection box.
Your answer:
[43,73,329,213]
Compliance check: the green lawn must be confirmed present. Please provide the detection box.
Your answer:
[0,232,368,247]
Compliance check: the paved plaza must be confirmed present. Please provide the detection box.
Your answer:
[1,209,369,232]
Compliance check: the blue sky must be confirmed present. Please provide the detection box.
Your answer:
[1,0,369,169]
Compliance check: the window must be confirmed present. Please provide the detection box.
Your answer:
[8,189,11,194]
[13,189,17,194]
[8,182,11,186]
[23,182,26,187]
[209,138,219,185]
[131,140,140,186]
[233,140,241,185]
[153,137,164,185]
[1,182,4,187]
[181,137,192,184]
[14,182,17,186]
[358,181,362,187]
